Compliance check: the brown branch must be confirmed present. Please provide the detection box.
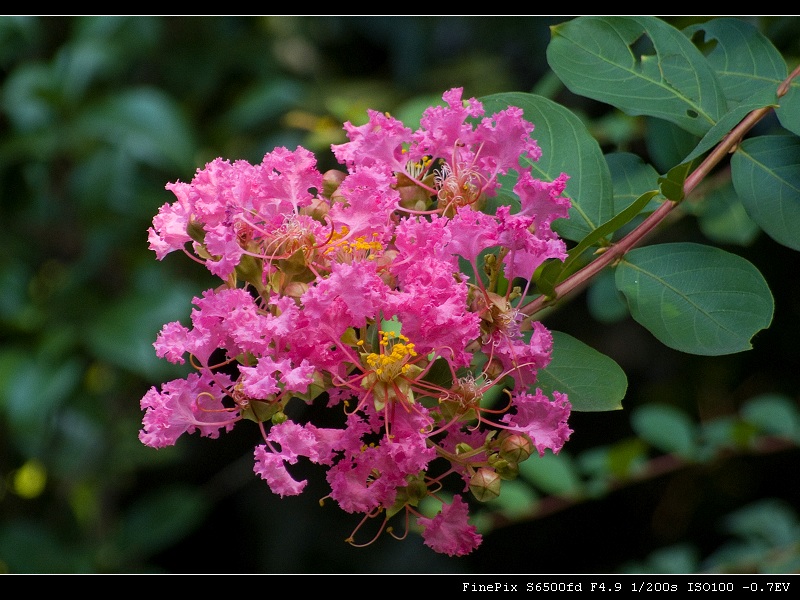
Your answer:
[482,435,798,531]
[519,66,800,325]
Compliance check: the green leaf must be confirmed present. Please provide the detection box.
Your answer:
[1,62,60,132]
[658,160,694,201]
[84,274,198,381]
[644,117,700,174]
[537,189,660,298]
[631,404,698,457]
[683,18,787,107]
[683,90,779,164]
[113,484,210,561]
[615,242,774,355]
[606,152,662,216]
[74,87,196,171]
[3,355,83,455]
[0,520,93,573]
[548,16,727,136]
[536,331,627,412]
[691,179,761,246]
[587,269,629,324]
[776,77,800,136]
[484,479,539,521]
[740,393,800,439]
[621,544,700,574]
[731,135,800,251]
[219,79,306,132]
[721,499,800,546]
[678,17,785,165]
[481,92,613,243]
[518,450,583,498]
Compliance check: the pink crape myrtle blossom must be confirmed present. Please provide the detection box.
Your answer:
[418,494,482,557]
[139,371,237,449]
[140,87,573,556]
[501,389,573,456]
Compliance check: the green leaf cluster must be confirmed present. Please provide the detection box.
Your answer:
[484,16,800,416]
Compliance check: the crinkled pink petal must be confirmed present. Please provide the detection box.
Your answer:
[253,445,307,497]
[418,495,482,557]
[501,389,573,456]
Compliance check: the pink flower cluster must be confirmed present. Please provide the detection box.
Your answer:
[140,88,573,557]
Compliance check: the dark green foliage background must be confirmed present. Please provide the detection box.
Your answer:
[1,16,798,574]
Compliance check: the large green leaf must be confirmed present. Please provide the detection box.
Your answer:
[644,117,700,174]
[683,18,786,107]
[74,87,196,171]
[547,16,727,136]
[606,152,662,216]
[691,179,761,246]
[683,91,779,164]
[536,331,626,412]
[518,451,583,498]
[113,484,211,561]
[615,243,774,355]
[731,135,800,251]
[631,404,698,457]
[679,19,788,162]
[481,92,613,242]
[776,77,800,137]
[587,269,629,324]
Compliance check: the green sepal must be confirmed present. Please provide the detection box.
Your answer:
[386,474,427,519]
[241,400,283,423]
[234,254,264,291]
[658,161,694,202]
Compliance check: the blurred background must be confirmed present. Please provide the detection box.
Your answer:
[1,15,799,574]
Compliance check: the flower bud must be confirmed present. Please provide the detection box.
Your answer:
[455,442,473,455]
[322,169,346,198]
[301,196,330,222]
[186,218,206,244]
[395,173,432,210]
[283,281,308,299]
[469,467,501,502]
[495,460,519,481]
[499,432,534,464]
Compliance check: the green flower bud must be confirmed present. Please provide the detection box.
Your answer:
[469,467,501,502]
[301,196,331,222]
[499,432,534,464]
[455,442,473,455]
[495,460,519,481]
[186,218,206,244]
[322,169,346,198]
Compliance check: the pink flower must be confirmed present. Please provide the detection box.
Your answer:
[253,445,306,497]
[139,372,237,449]
[148,200,192,259]
[327,167,399,241]
[331,110,412,174]
[501,389,573,456]
[142,87,574,557]
[418,495,482,557]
